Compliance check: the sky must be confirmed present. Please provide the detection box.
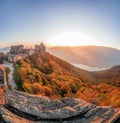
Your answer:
[0,0,120,49]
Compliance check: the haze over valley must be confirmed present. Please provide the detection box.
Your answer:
[48,45,120,71]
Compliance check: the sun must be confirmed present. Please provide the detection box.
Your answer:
[46,30,99,46]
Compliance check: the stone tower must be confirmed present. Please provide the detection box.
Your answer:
[35,42,46,56]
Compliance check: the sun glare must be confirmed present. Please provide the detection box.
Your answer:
[46,30,100,46]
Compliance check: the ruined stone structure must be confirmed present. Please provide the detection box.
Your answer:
[7,53,22,63]
[0,52,5,64]
[7,45,34,62]
[0,65,6,87]
[0,89,120,123]
[10,45,24,54]
[35,42,46,56]
[7,43,46,63]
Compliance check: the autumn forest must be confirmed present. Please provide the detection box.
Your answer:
[14,50,120,108]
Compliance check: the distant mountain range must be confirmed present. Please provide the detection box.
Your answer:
[0,47,10,54]
[48,46,120,69]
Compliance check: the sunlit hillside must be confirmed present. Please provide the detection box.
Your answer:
[14,50,120,107]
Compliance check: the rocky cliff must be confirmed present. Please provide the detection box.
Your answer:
[0,90,120,123]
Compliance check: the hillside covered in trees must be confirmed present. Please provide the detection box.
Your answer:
[14,49,120,108]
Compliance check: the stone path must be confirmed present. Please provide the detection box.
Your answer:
[2,61,17,89]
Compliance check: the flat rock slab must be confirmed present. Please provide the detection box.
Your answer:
[0,89,119,123]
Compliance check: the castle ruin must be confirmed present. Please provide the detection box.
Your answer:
[7,43,46,62]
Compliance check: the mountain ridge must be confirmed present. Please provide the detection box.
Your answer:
[48,45,120,68]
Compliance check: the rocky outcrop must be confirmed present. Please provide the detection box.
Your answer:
[0,106,32,123]
[0,90,120,123]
